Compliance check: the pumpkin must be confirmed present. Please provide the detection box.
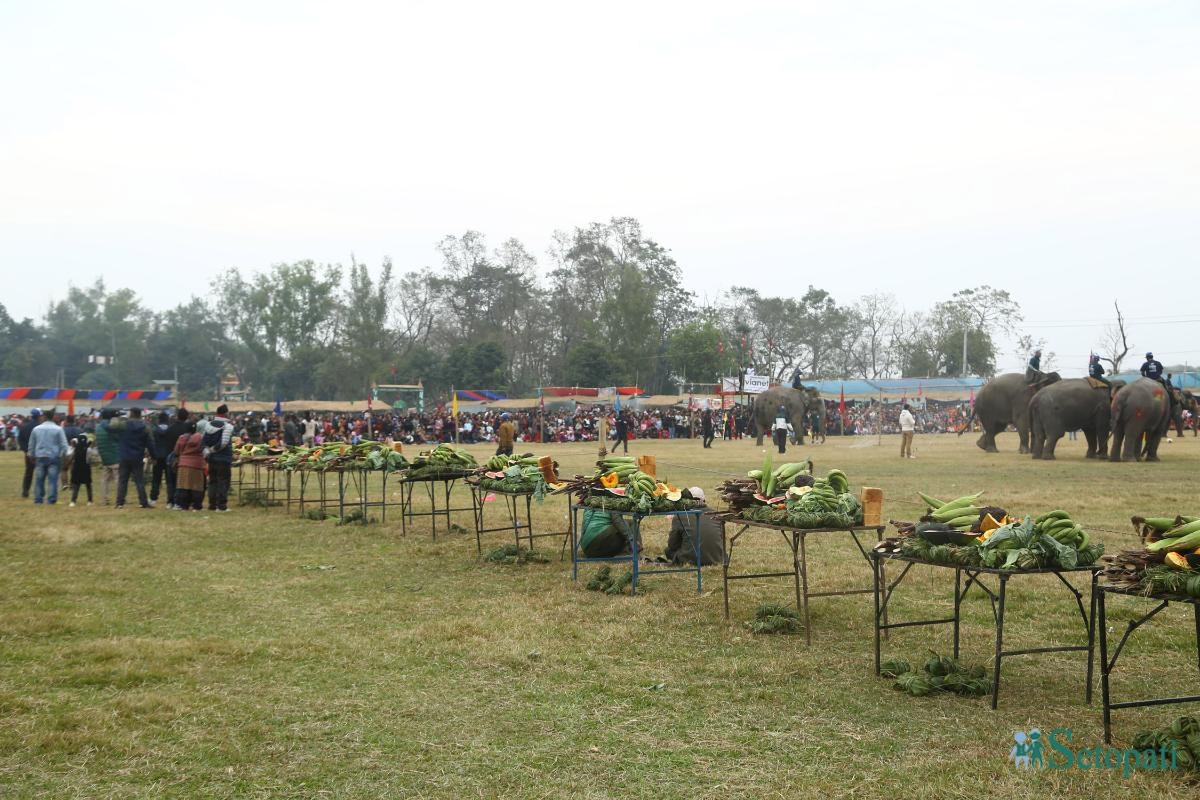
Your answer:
[600,471,620,489]
[666,490,682,502]
[979,513,1003,533]
[1165,552,1189,569]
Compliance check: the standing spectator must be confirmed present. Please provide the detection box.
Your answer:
[899,403,916,459]
[94,410,122,505]
[147,412,174,505]
[115,408,153,509]
[68,431,94,506]
[29,411,69,505]
[172,422,206,511]
[615,411,629,454]
[773,404,790,455]
[302,415,317,446]
[163,409,192,508]
[61,414,82,491]
[701,409,715,449]
[203,404,235,512]
[19,409,41,498]
[283,414,300,447]
[496,413,515,456]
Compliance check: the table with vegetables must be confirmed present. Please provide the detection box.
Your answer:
[466,452,569,555]
[871,492,1104,709]
[265,440,411,522]
[395,444,479,537]
[712,457,884,645]
[1097,513,1200,743]
[560,455,707,595]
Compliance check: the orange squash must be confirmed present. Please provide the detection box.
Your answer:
[600,471,620,489]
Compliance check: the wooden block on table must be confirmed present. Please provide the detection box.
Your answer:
[860,486,884,526]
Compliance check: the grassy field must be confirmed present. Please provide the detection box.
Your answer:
[2,431,1199,798]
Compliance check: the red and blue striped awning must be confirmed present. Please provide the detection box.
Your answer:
[454,389,508,402]
[0,388,175,402]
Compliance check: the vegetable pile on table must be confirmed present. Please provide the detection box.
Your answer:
[881,651,992,698]
[472,453,556,498]
[1103,513,1200,598]
[878,493,1103,570]
[233,442,285,462]
[1131,715,1200,770]
[404,444,477,479]
[717,456,862,528]
[271,441,409,472]
[565,455,704,514]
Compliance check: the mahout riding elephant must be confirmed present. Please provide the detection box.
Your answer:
[1028,378,1121,460]
[961,372,1059,453]
[752,387,820,446]
[1109,378,1173,462]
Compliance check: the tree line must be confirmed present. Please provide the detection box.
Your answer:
[1,217,1043,400]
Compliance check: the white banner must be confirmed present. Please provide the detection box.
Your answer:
[721,375,769,394]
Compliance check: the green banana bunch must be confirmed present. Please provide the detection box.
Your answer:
[626,470,657,498]
[1033,510,1090,550]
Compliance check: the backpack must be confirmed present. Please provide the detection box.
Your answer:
[202,421,230,461]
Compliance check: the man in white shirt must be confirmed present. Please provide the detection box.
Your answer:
[899,403,916,459]
[302,416,317,446]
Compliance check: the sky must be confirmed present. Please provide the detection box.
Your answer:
[2,0,1198,378]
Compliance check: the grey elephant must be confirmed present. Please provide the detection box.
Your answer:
[752,387,820,446]
[1169,388,1197,437]
[1028,378,1122,460]
[1109,378,1173,462]
[961,372,1060,453]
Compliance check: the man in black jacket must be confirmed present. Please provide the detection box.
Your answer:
[147,411,175,505]
[115,407,153,509]
[18,409,41,498]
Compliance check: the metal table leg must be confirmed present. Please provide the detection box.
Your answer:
[992,575,1008,711]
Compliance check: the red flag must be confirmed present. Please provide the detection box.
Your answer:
[67,396,75,416]
[917,381,923,397]
[838,384,846,418]
[970,388,976,407]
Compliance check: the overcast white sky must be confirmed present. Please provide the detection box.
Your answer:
[2,1,1198,377]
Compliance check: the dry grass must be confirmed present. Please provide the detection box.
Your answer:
[1,432,1199,798]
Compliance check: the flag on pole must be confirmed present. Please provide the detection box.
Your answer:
[917,381,923,397]
[838,383,846,419]
[204,401,210,413]
[969,388,976,407]
[451,389,459,417]
[273,398,282,416]
[614,391,621,413]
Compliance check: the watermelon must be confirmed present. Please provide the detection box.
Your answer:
[606,487,628,496]
[486,471,506,479]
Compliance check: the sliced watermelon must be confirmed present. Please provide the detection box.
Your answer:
[753,493,770,503]
[606,487,628,496]
[768,495,787,504]
[485,471,506,479]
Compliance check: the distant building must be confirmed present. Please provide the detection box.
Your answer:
[219,374,251,402]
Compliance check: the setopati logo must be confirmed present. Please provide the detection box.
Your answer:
[1008,729,1180,776]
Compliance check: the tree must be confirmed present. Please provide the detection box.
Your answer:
[1096,301,1132,374]
[564,340,623,388]
[846,293,900,379]
[667,321,734,390]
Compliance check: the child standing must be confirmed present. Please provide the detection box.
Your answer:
[69,432,94,507]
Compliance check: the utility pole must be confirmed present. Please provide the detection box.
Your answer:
[961,328,969,377]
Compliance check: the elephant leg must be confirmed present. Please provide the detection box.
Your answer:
[1083,429,1097,457]
[1016,420,1030,454]
[1109,424,1125,462]
[976,431,990,451]
[1042,427,1063,459]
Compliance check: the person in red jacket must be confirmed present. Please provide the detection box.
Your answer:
[171,423,206,511]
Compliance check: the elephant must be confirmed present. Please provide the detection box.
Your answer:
[1028,378,1122,460]
[1169,388,1198,437]
[1109,378,1173,462]
[961,372,1059,453]
[752,387,821,447]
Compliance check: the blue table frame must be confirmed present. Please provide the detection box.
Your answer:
[569,504,705,595]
